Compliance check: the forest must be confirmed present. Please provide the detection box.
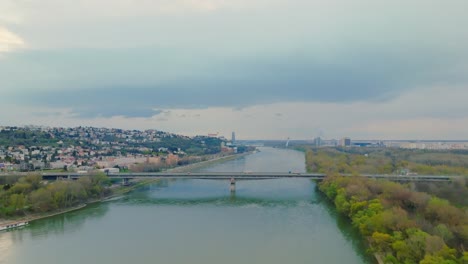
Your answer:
[319,175,467,263]
[305,147,468,263]
[303,147,468,176]
[304,147,468,206]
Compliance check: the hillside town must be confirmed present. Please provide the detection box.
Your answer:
[0,126,240,172]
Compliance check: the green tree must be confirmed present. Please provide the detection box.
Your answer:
[370,231,393,253]
[433,224,454,244]
[30,188,54,212]
[9,193,26,212]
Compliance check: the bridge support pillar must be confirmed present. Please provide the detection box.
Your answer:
[121,178,129,186]
[230,178,236,192]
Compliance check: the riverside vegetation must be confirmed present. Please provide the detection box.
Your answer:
[0,174,111,218]
[304,147,468,206]
[305,148,468,263]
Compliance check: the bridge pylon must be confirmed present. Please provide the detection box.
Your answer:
[121,178,130,186]
[230,178,236,192]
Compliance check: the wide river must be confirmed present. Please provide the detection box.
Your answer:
[0,147,374,264]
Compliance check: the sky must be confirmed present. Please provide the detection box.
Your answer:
[1,0,468,140]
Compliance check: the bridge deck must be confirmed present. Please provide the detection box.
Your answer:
[24,172,458,182]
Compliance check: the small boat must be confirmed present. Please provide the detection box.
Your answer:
[0,221,29,232]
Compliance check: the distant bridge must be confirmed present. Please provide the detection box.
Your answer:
[33,172,457,182]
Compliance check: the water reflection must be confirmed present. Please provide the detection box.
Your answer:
[0,205,108,264]
[315,185,376,263]
[118,194,319,207]
[0,232,13,263]
[123,178,318,208]
[26,203,109,240]
[230,189,236,201]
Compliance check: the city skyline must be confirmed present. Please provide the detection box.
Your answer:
[1,1,468,139]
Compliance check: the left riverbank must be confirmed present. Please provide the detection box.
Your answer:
[0,152,253,229]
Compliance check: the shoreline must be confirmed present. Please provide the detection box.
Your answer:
[316,185,379,264]
[0,151,253,229]
[318,184,381,264]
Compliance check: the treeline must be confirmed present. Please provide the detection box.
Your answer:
[0,129,60,147]
[305,147,468,176]
[0,174,111,217]
[305,148,468,206]
[319,175,467,263]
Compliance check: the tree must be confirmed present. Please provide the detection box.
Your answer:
[8,182,32,194]
[334,188,350,215]
[9,193,26,212]
[370,231,393,253]
[378,207,415,232]
[433,224,454,244]
[425,197,464,226]
[420,255,457,264]
[420,246,458,264]
[22,174,42,190]
[30,188,54,212]
[425,235,445,255]
[403,229,430,263]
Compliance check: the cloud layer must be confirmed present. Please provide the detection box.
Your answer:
[1,0,468,138]
[4,85,468,139]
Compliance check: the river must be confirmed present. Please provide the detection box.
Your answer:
[0,147,375,264]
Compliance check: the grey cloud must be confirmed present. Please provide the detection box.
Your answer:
[75,107,163,118]
[5,43,463,119]
[32,111,64,117]
[2,0,468,119]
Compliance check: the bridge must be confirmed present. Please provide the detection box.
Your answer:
[34,171,456,182]
[0,172,457,191]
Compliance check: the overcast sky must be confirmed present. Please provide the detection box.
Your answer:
[1,0,467,139]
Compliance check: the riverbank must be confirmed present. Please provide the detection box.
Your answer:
[317,175,466,263]
[0,204,87,228]
[1,152,253,229]
[0,179,164,228]
[303,146,468,264]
